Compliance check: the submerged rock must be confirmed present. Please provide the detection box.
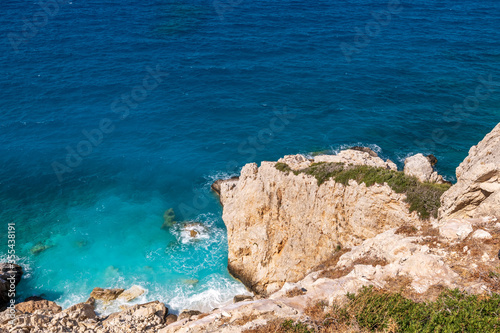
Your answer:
[182,279,199,286]
[162,208,177,229]
[30,242,54,255]
[350,146,379,157]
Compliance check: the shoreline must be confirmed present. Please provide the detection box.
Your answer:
[1,122,499,332]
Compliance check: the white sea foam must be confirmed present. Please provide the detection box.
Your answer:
[162,274,250,314]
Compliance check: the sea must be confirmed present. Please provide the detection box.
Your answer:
[1,0,499,314]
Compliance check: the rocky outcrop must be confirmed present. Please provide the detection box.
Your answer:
[90,287,125,303]
[440,123,500,219]
[15,298,61,315]
[118,285,145,302]
[163,217,500,333]
[0,264,23,309]
[312,149,398,171]
[102,301,167,332]
[404,153,445,183]
[217,151,420,295]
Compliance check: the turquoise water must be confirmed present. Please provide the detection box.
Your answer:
[1,0,499,313]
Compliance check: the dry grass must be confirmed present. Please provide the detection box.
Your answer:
[318,255,388,281]
[314,248,351,271]
[394,225,418,236]
[231,314,260,326]
[318,266,355,280]
[352,256,388,267]
[286,287,307,298]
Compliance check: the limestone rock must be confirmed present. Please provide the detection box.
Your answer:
[471,229,493,240]
[233,295,253,303]
[211,177,239,203]
[439,219,473,241]
[216,150,419,295]
[103,301,167,329]
[277,154,311,170]
[313,149,397,171]
[90,287,124,302]
[62,302,97,321]
[117,285,146,302]
[165,314,178,325]
[334,229,459,293]
[0,263,23,309]
[350,146,379,157]
[178,310,202,321]
[440,123,500,219]
[15,298,62,315]
[404,153,445,183]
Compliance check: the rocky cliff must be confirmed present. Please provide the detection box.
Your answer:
[440,123,500,219]
[217,149,425,295]
[2,123,499,333]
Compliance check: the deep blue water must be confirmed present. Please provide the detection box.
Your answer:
[1,0,499,313]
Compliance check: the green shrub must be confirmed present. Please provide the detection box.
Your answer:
[280,320,313,333]
[273,287,500,333]
[274,162,451,219]
[348,286,500,332]
[275,162,293,173]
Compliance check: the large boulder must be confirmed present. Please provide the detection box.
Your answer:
[216,151,420,295]
[90,287,124,302]
[440,123,500,219]
[102,301,167,331]
[0,263,23,309]
[404,153,445,183]
[15,298,62,315]
[117,285,146,302]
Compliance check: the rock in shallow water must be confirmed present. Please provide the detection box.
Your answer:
[90,287,125,302]
[404,153,445,183]
[162,208,177,229]
[118,285,146,302]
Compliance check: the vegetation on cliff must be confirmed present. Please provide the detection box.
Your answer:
[274,162,451,219]
[246,286,500,333]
